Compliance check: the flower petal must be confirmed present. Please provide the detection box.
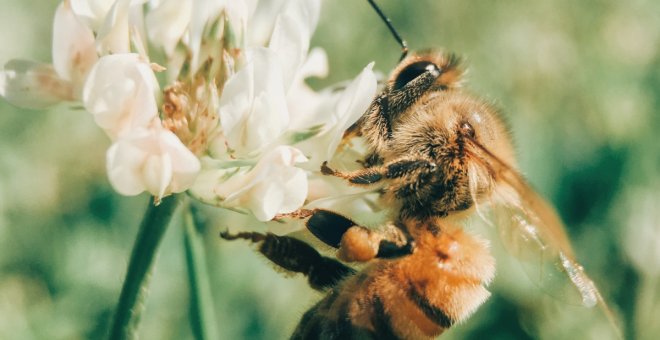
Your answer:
[0,60,73,109]
[219,47,289,156]
[82,53,159,139]
[268,0,321,91]
[145,0,192,56]
[191,146,308,221]
[70,0,116,31]
[188,0,225,54]
[96,0,132,55]
[107,127,200,198]
[325,62,377,155]
[291,62,377,167]
[142,152,173,200]
[52,0,98,89]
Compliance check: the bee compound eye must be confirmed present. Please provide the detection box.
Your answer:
[393,61,438,90]
[460,122,476,138]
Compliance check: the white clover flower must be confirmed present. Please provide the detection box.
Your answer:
[82,53,160,140]
[1,0,380,226]
[191,146,308,221]
[107,126,201,201]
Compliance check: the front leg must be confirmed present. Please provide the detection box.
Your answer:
[321,158,437,186]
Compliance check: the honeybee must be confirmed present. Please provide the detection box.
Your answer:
[222,0,619,338]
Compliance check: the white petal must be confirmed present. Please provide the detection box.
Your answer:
[286,48,328,130]
[188,0,226,73]
[325,62,377,156]
[292,63,377,166]
[191,146,308,221]
[225,0,250,44]
[106,132,150,196]
[145,0,192,56]
[219,48,289,156]
[142,152,173,200]
[107,127,200,197]
[249,183,285,221]
[276,167,308,213]
[96,0,132,55]
[70,0,147,31]
[82,54,159,139]
[52,0,98,89]
[0,60,73,109]
[70,0,116,30]
[159,130,201,192]
[298,47,328,79]
[267,0,321,90]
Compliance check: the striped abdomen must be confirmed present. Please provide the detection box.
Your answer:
[291,227,495,340]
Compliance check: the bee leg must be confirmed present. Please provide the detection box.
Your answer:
[321,158,436,186]
[272,208,316,221]
[338,224,414,262]
[306,209,358,248]
[304,210,414,262]
[220,230,355,291]
[376,239,414,259]
[322,161,385,185]
[357,152,383,168]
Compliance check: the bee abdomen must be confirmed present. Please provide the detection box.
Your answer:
[406,284,454,329]
[370,295,401,339]
[291,292,377,340]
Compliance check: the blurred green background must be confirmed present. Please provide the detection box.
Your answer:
[1,0,659,339]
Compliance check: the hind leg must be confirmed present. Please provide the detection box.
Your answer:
[304,210,414,263]
[220,231,355,291]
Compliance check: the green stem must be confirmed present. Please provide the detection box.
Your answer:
[183,204,220,340]
[108,194,182,340]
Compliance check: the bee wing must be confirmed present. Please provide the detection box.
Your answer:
[491,186,600,308]
[466,138,601,308]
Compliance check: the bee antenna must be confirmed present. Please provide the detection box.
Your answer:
[367,0,408,61]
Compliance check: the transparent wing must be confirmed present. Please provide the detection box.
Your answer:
[465,138,620,334]
[491,189,599,307]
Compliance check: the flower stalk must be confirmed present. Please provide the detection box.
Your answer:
[183,204,219,340]
[108,194,182,340]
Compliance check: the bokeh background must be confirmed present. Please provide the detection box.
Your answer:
[1,0,659,339]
